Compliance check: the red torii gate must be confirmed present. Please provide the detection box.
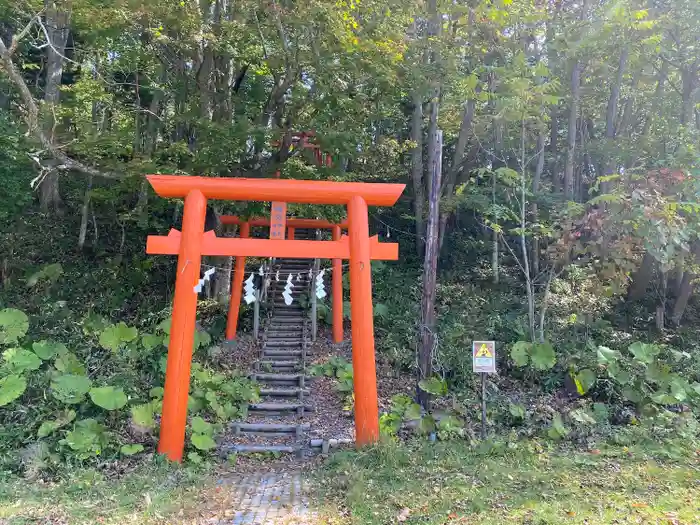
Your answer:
[146,175,405,461]
[219,215,349,344]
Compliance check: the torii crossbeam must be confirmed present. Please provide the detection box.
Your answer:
[145,175,405,462]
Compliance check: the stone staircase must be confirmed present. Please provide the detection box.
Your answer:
[224,229,316,456]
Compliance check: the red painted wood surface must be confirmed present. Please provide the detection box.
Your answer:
[147,175,405,206]
[147,230,398,260]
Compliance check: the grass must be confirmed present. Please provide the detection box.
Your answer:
[3,438,700,524]
[0,458,215,524]
[317,438,700,524]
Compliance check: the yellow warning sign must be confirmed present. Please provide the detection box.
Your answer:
[473,341,496,373]
[475,344,492,358]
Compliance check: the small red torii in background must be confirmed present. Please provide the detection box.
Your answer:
[224,130,343,344]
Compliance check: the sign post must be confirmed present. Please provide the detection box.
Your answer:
[473,341,496,439]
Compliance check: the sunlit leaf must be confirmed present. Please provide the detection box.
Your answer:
[0,308,29,344]
[89,386,128,410]
[0,374,26,406]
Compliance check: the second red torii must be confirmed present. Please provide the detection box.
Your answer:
[216,216,351,344]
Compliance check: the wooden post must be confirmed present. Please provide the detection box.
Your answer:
[253,288,261,340]
[225,222,249,339]
[332,225,343,343]
[311,258,320,342]
[348,195,380,445]
[287,226,296,240]
[418,129,442,409]
[158,189,206,462]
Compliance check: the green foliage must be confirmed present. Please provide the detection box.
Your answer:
[190,416,216,452]
[26,263,64,288]
[89,386,128,410]
[508,403,526,420]
[3,347,42,373]
[510,341,557,371]
[418,376,448,396]
[120,443,144,456]
[99,322,139,352]
[547,413,570,440]
[140,333,163,351]
[60,419,110,459]
[32,340,67,360]
[37,410,76,438]
[573,369,597,395]
[0,0,699,477]
[54,352,87,375]
[379,394,423,437]
[130,403,157,432]
[187,363,258,423]
[0,374,27,406]
[0,308,29,345]
[310,357,353,396]
[51,375,93,404]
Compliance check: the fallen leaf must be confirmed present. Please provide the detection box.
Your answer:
[631,502,648,508]
[397,507,411,522]
[566,510,576,517]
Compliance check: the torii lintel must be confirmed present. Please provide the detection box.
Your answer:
[146,229,398,260]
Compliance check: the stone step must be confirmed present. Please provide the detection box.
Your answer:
[262,355,302,363]
[271,316,305,322]
[259,388,310,397]
[251,373,308,382]
[250,374,309,386]
[249,402,313,413]
[227,444,298,454]
[263,350,303,358]
[270,317,304,323]
[258,360,301,369]
[232,423,310,436]
[266,333,303,340]
[264,341,303,349]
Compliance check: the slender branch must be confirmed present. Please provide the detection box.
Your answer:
[34,14,82,68]
[0,35,121,180]
[271,0,290,57]
[8,14,41,55]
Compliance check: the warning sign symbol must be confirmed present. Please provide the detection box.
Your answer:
[475,343,492,358]
[473,341,496,373]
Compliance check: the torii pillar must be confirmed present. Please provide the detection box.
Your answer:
[347,195,379,443]
[225,222,249,340]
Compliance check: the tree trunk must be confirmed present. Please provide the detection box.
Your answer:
[491,172,499,284]
[39,1,71,212]
[78,175,93,250]
[439,98,475,253]
[642,61,667,136]
[628,252,655,301]
[411,92,425,256]
[680,66,698,126]
[601,47,628,194]
[418,129,442,409]
[549,105,559,192]
[671,241,700,324]
[425,0,441,203]
[564,61,581,200]
[531,131,545,277]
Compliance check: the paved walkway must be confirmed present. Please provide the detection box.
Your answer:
[210,472,315,524]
